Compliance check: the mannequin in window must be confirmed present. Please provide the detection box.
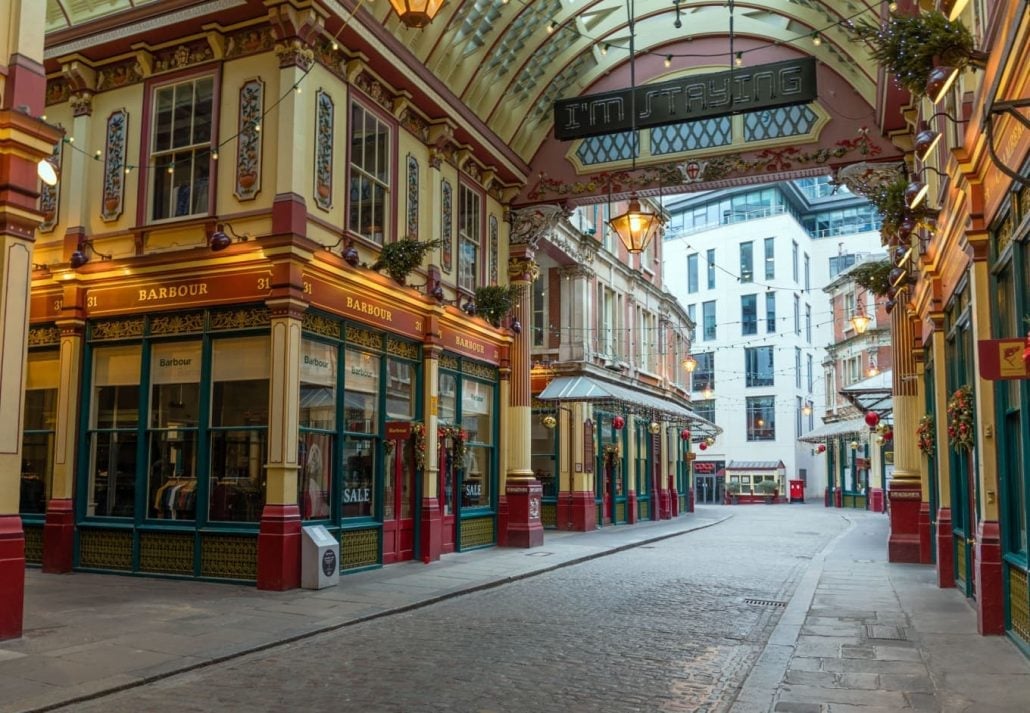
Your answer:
[304,442,330,518]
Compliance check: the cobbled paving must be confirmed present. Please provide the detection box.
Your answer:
[67,507,847,713]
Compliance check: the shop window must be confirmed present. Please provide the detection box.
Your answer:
[147,342,201,520]
[348,101,390,243]
[342,349,381,519]
[20,351,59,515]
[299,339,337,520]
[461,379,493,509]
[531,412,558,498]
[385,359,415,420]
[458,183,482,292]
[150,75,214,221]
[209,336,269,523]
[86,345,142,517]
[439,372,458,516]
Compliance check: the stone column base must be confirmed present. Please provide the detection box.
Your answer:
[256,504,301,591]
[627,492,638,524]
[936,507,955,588]
[496,494,509,547]
[868,488,884,513]
[0,515,25,640]
[834,488,843,508]
[556,492,596,531]
[887,482,921,563]
[975,520,1004,635]
[670,486,679,517]
[658,488,672,520]
[42,499,75,573]
[419,497,442,563]
[503,480,543,548]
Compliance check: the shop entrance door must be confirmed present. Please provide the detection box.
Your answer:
[382,425,415,564]
[440,444,458,553]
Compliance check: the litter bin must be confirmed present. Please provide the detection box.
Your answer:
[301,525,340,589]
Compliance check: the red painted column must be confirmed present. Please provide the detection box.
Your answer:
[918,501,933,564]
[42,499,74,573]
[936,507,955,588]
[0,517,25,640]
[669,475,679,517]
[868,488,884,513]
[257,504,301,590]
[0,1,64,639]
[888,483,922,562]
[627,492,638,523]
[975,521,1004,634]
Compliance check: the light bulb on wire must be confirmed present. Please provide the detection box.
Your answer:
[735,52,743,66]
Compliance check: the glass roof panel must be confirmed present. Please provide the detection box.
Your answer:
[46,0,164,33]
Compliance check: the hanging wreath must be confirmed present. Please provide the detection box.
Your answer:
[946,385,975,452]
[438,425,468,463]
[916,415,935,458]
[412,423,427,471]
[603,443,621,469]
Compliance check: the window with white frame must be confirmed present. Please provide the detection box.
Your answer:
[458,183,482,292]
[764,237,775,279]
[844,355,862,385]
[150,76,214,221]
[687,254,699,293]
[532,276,546,347]
[746,396,775,441]
[348,102,390,243]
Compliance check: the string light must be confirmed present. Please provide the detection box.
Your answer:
[664,55,672,68]
[812,33,822,46]
[734,52,743,66]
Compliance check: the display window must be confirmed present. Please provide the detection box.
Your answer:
[86,345,142,517]
[20,351,59,515]
[439,372,458,516]
[299,339,336,520]
[341,437,375,518]
[530,411,558,498]
[148,341,201,520]
[461,379,493,509]
[209,336,269,523]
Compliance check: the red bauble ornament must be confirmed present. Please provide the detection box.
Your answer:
[883,430,893,442]
[699,442,708,451]
[612,416,625,430]
[817,444,826,454]
[865,412,880,428]
[680,429,691,441]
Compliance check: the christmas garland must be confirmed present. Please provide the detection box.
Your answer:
[916,415,935,458]
[946,386,975,452]
[439,425,468,463]
[412,423,427,471]
[603,443,621,469]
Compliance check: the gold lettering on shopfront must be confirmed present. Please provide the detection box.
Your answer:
[138,282,210,303]
[455,336,485,354]
[345,296,393,322]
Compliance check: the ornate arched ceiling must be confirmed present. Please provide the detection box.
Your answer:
[364,0,901,203]
[43,0,904,205]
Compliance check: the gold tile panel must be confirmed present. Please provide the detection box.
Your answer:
[209,307,270,330]
[616,501,626,522]
[92,318,146,341]
[345,325,383,351]
[386,336,420,361]
[200,534,257,580]
[150,312,205,335]
[439,353,460,371]
[639,500,649,520]
[28,326,60,347]
[23,525,43,564]
[462,361,498,380]
[1010,566,1030,645]
[541,502,557,528]
[341,528,379,569]
[303,312,342,339]
[140,532,195,576]
[460,516,495,548]
[79,529,133,570]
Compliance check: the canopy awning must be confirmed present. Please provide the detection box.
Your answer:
[537,375,721,437]
[841,369,893,419]
[798,417,867,443]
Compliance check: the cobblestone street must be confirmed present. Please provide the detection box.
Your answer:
[65,506,849,713]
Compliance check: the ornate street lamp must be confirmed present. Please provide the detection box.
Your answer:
[609,194,663,254]
[682,355,697,373]
[388,0,445,28]
[850,306,871,335]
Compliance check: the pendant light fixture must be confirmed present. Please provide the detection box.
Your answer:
[388,0,445,28]
[607,0,663,255]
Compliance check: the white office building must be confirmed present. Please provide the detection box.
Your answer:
[663,177,883,503]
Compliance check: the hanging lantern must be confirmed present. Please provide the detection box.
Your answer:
[864,412,880,429]
[387,0,445,28]
[612,416,625,430]
[699,442,708,451]
[680,428,691,441]
[608,193,663,254]
[681,355,697,372]
[648,421,661,434]
[541,414,557,430]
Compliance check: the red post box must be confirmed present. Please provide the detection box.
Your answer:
[789,479,805,504]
